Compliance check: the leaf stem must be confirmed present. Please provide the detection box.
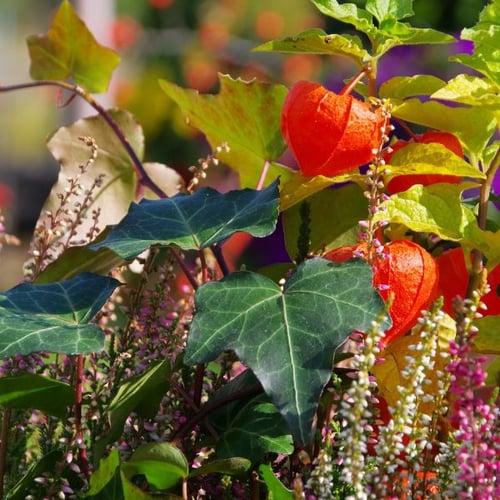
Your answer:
[467,151,499,296]
[339,67,370,96]
[73,354,90,479]
[256,160,271,191]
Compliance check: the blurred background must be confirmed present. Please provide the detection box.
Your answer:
[0,0,488,287]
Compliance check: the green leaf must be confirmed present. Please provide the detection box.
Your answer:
[0,374,73,418]
[121,443,188,491]
[159,75,292,188]
[374,183,500,268]
[431,74,500,109]
[185,258,389,445]
[91,181,280,260]
[391,98,498,156]
[86,450,123,498]
[213,394,293,462]
[283,184,368,260]
[26,0,120,93]
[279,171,366,211]
[453,0,500,85]
[366,0,413,22]
[94,360,171,462]
[42,109,143,250]
[474,316,500,354]
[259,464,294,500]
[374,183,470,239]
[379,75,446,99]
[189,457,252,478]
[0,273,119,358]
[254,29,370,65]
[385,142,485,180]
[309,0,375,36]
[34,245,124,284]
[375,21,454,56]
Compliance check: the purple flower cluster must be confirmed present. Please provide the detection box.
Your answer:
[447,333,499,499]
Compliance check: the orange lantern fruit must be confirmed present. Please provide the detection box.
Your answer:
[435,247,500,316]
[281,81,384,177]
[325,240,439,344]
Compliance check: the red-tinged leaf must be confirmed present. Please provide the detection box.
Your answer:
[26,0,120,93]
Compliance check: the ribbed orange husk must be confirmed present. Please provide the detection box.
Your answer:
[386,130,463,193]
[325,240,439,344]
[281,81,383,177]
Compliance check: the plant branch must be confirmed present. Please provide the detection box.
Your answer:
[0,80,166,199]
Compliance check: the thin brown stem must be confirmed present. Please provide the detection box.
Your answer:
[0,81,166,199]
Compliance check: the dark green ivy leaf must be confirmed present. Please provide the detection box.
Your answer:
[0,273,120,358]
[185,258,389,445]
[91,180,280,260]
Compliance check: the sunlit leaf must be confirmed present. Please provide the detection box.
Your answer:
[391,98,497,155]
[374,183,500,268]
[431,74,500,109]
[160,75,292,188]
[0,374,73,418]
[372,313,456,416]
[279,171,365,211]
[309,0,375,36]
[26,0,120,93]
[379,75,446,99]
[385,142,485,180]
[91,180,279,260]
[254,29,370,65]
[452,0,500,85]
[0,273,119,358]
[366,0,413,22]
[185,258,389,445]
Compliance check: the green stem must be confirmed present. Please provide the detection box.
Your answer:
[466,151,499,297]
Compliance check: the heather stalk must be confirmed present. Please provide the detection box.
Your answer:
[338,315,387,499]
[367,301,444,498]
[439,286,500,499]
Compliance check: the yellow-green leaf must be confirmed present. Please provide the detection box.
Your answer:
[26,0,120,93]
[385,142,485,180]
[391,98,498,156]
[159,75,293,188]
[431,74,500,109]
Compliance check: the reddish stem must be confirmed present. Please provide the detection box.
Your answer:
[339,67,370,96]
[73,354,90,479]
